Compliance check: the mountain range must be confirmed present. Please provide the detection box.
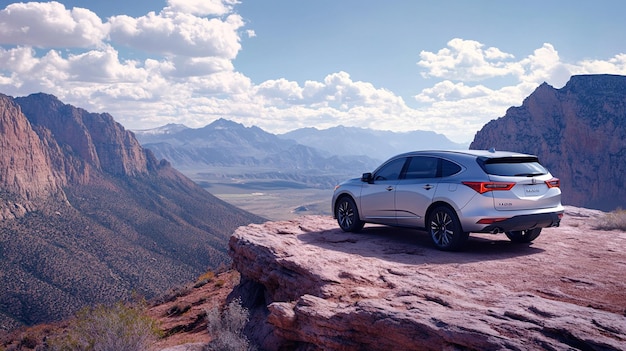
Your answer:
[280,125,468,160]
[0,93,263,331]
[133,119,466,190]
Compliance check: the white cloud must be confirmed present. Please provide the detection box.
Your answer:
[256,78,303,102]
[0,1,108,48]
[0,47,70,92]
[418,38,517,81]
[169,56,234,77]
[572,53,626,76]
[66,46,148,82]
[165,0,239,16]
[517,43,571,86]
[109,12,243,59]
[186,71,252,95]
[415,81,492,103]
[0,46,39,74]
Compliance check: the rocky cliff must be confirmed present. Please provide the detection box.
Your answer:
[0,95,65,220]
[0,93,264,331]
[1,92,159,220]
[228,209,626,350]
[16,93,157,183]
[470,74,626,211]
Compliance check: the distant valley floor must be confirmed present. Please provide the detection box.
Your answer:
[188,173,334,220]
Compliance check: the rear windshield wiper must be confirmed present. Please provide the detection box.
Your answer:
[514,172,545,177]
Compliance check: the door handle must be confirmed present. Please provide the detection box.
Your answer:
[423,184,433,190]
[386,186,394,191]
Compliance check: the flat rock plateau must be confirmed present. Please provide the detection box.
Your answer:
[229,206,626,350]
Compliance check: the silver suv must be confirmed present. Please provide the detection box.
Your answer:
[331,149,564,250]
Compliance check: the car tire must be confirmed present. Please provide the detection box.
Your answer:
[335,197,364,232]
[505,228,542,243]
[428,206,468,251]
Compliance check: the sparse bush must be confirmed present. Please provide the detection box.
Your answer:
[194,270,216,288]
[18,335,38,349]
[593,208,626,231]
[166,304,191,317]
[197,270,216,283]
[47,302,160,351]
[204,298,256,351]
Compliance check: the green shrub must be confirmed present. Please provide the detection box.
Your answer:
[47,302,160,351]
[594,209,626,231]
[204,298,256,351]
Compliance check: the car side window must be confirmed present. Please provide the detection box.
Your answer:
[405,156,438,179]
[374,157,406,181]
[440,159,462,177]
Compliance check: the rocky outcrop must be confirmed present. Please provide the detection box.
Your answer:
[229,209,626,350]
[470,74,626,211]
[0,94,66,220]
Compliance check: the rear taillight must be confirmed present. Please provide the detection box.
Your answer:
[545,178,560,188]
[462,181,515,194]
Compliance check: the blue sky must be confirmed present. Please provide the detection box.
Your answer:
[0,0,625,142]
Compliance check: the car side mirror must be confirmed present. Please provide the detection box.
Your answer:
[361,172,373,183]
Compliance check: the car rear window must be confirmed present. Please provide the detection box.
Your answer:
[478,156,548,176]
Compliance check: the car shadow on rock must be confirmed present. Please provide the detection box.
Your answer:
[300,224,544,265]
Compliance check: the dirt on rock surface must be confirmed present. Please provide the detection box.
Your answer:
[229,206,626,350]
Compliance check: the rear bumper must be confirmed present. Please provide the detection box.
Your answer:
[478,211,563,233]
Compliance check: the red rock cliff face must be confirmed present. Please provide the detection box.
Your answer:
[0,94,65,219]
[0,93,159,219]
[16,93,157,182]
[470,74,626,211]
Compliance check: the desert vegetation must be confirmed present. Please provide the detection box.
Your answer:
[46,302,161,351]
[204,298,256,351]
[0,269,244,350]
[593,208,626,231]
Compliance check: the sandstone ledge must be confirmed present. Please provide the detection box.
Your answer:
[229,207,626,350]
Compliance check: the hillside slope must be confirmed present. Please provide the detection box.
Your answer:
[470,74,626,211]
[0,93,264,331]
